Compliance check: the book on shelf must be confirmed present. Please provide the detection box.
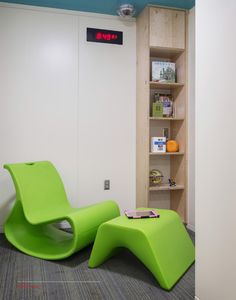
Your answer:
[151,137,166,153]
[152,93,174,118]
[152,61,176,83]
[152,101,163,117]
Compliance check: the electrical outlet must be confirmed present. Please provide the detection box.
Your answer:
[104,180,110,190]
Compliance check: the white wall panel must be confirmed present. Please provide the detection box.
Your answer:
[196,1,236,299]
[188,7,195,230]
[0,4,136,229]
[0,6,79,224]
[77,16,136,211]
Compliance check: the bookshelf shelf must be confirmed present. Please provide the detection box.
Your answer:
[149,152,184,156]
[149,184,185,191]
[150,46,185,59]
[149,117,184,121]
[150,82,184,90]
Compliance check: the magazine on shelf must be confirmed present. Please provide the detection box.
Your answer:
[152,93,174,118]
[152,61,176,83]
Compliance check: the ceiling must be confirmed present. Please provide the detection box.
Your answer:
[1,0,195,16]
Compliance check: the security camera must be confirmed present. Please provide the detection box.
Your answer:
[117,4,135,18]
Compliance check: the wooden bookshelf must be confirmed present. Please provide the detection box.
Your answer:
[136,5,188,222]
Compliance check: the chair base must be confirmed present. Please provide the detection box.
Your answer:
[4,200,120,260]
[89,208,195,290]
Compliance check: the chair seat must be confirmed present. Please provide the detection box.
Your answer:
[4,161,120,259]
[88,208,195,290]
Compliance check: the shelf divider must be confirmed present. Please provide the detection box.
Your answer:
[149,117,184,121]
[150,82,184,90]
[149,184,184,191]
[149,152,184,156]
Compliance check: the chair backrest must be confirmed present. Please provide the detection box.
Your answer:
[4,161,71,223]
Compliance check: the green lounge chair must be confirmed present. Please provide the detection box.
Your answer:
[89,209,195,290]
[4,161,120,260]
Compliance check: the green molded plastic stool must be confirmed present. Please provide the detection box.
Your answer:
[89,209,195,290]
[4,161,120,260]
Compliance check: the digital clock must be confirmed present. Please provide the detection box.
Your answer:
[87,28,123,45]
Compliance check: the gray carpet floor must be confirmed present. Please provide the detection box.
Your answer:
[0,230,195,300]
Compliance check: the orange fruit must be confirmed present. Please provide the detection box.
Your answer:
[167,140,179,152]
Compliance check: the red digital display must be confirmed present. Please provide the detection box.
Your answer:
[95,32,118,41]
[87,28,123,45]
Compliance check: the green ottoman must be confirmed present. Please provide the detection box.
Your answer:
[89,208,195,290]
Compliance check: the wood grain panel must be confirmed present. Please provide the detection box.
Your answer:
[149,7,185,49]
[136,7,150,207]
[137,6,188,221]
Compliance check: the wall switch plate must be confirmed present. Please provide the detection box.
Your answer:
[104,180,110,190]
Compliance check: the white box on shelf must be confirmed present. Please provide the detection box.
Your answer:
[151,137,166,153]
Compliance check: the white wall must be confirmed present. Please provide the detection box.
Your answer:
[77,16,136,210]
[196,1,236,299]
[0,4,136,230]
[188,7,195,231]
[0,5,79,229]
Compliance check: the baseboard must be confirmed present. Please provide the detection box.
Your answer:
[195,296,200,300]
[187,224,195,232]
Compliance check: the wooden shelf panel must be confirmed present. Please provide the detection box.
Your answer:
[149,184,184,191]
[149,152,184,156]
[149,117,184,121]
[150,82,184,89]
[150,46,184,59]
